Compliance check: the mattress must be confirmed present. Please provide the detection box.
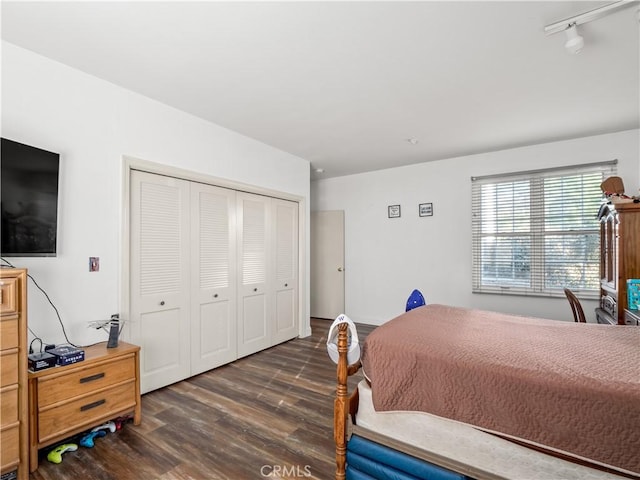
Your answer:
[361,304,640,474]
[354,380,630,480]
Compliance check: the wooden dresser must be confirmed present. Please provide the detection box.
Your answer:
[597,202,640,325]
[28,342,141,471]
[0,268,28,480]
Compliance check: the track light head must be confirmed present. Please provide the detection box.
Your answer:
[564,23,584,54]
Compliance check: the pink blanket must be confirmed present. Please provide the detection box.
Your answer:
[361,304,640,475]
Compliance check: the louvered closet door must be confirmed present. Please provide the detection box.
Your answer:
[272,198,299,344]
[237,192,271,358]
[190,183,237,375]
[130,170,191,393]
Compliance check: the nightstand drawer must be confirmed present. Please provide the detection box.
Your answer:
[0,277,18,316]
[0,385,18,427]
[38,381,136,443]
[0,318,18,350]
[0,350,18,388]
[38,355,136,408]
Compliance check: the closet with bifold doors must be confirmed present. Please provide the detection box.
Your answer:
[129,170,299,393]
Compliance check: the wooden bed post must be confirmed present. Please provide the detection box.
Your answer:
[334,322,349,480]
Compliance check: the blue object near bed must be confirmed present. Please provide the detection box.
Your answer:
[405,289,426,312]
[346,434,469,480]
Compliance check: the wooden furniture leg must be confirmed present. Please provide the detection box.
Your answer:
[334,322,349,480]
[334,322,363,480]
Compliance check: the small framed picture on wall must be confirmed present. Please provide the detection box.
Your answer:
[388,205,401,218]
[419,203,433,217]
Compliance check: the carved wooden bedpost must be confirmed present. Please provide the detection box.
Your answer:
[334,322,349,480]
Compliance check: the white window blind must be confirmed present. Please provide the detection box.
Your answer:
[471,161,617,298]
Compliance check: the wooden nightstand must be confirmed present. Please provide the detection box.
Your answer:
[28,342,141,472]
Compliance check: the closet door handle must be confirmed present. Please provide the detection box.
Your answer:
[213,294,218,298]
[253,288,258,292]
[284,283,288,287]
[160,301,165,306]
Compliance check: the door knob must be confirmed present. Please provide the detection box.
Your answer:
[213,294,218,298]
[160,301,165,306]
[338,267,344,272]
[254,288,258,292]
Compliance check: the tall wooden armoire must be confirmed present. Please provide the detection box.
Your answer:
[597,202,640,325]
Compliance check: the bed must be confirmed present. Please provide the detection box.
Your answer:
[333,304,640,480]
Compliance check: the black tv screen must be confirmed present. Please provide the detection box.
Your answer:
[1,138,60,257]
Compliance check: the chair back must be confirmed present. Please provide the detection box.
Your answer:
[564,288,586,323]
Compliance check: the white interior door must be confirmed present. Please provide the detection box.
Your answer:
[190,183,237,375]
[237,192,271,358]
[311,210,345,319]
[130,170,191,393]
[272,198,298,344]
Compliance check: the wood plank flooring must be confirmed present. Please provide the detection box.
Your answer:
[29,318,376,480]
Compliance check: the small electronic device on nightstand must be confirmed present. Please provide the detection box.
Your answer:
[47,345,85,366]
[87,313,122,348]
[107,315,119,348]
[27,351,56,372]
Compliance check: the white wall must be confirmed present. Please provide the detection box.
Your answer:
[312,129,640,325]
[1,42,311,346]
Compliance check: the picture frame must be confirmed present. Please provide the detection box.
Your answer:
[388,205,401,218]
[419,203,433,217]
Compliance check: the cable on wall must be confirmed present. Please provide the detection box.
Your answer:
[1,257,78,347]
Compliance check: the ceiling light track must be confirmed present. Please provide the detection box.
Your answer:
[544,0,636,35]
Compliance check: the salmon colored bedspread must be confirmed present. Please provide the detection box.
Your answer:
[361,304,640,475]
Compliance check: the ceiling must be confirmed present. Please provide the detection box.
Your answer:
[2,1,639,179]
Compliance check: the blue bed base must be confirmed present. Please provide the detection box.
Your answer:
[346,434,472,480]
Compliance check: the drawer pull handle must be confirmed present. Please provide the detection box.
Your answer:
[80,373,105,383]
[80,399,105,412]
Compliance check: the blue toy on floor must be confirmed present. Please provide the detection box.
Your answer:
[79,429,106,448]
[405,289,426,312]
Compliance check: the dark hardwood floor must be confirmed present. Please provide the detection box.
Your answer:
[29,319,376,480]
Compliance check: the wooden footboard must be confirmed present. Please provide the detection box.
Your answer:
[333,322,362,480]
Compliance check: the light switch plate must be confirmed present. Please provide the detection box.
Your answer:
[89,257,99,272]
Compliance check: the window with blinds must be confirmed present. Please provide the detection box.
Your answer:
[471,161,617,298]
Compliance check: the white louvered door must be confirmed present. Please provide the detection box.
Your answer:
[190,183,237,375]
[237,192,271,358]
[272,198,298,344]
[130,168,299,391]
[130,170,191,393]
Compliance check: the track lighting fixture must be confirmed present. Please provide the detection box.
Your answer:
[544,0,636,54]
[564,23,584,54]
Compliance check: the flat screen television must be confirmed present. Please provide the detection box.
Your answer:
[1,138,60,257]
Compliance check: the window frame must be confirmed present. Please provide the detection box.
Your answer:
[471,160,617,299]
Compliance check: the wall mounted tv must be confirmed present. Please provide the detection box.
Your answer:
[1,138,60,257]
